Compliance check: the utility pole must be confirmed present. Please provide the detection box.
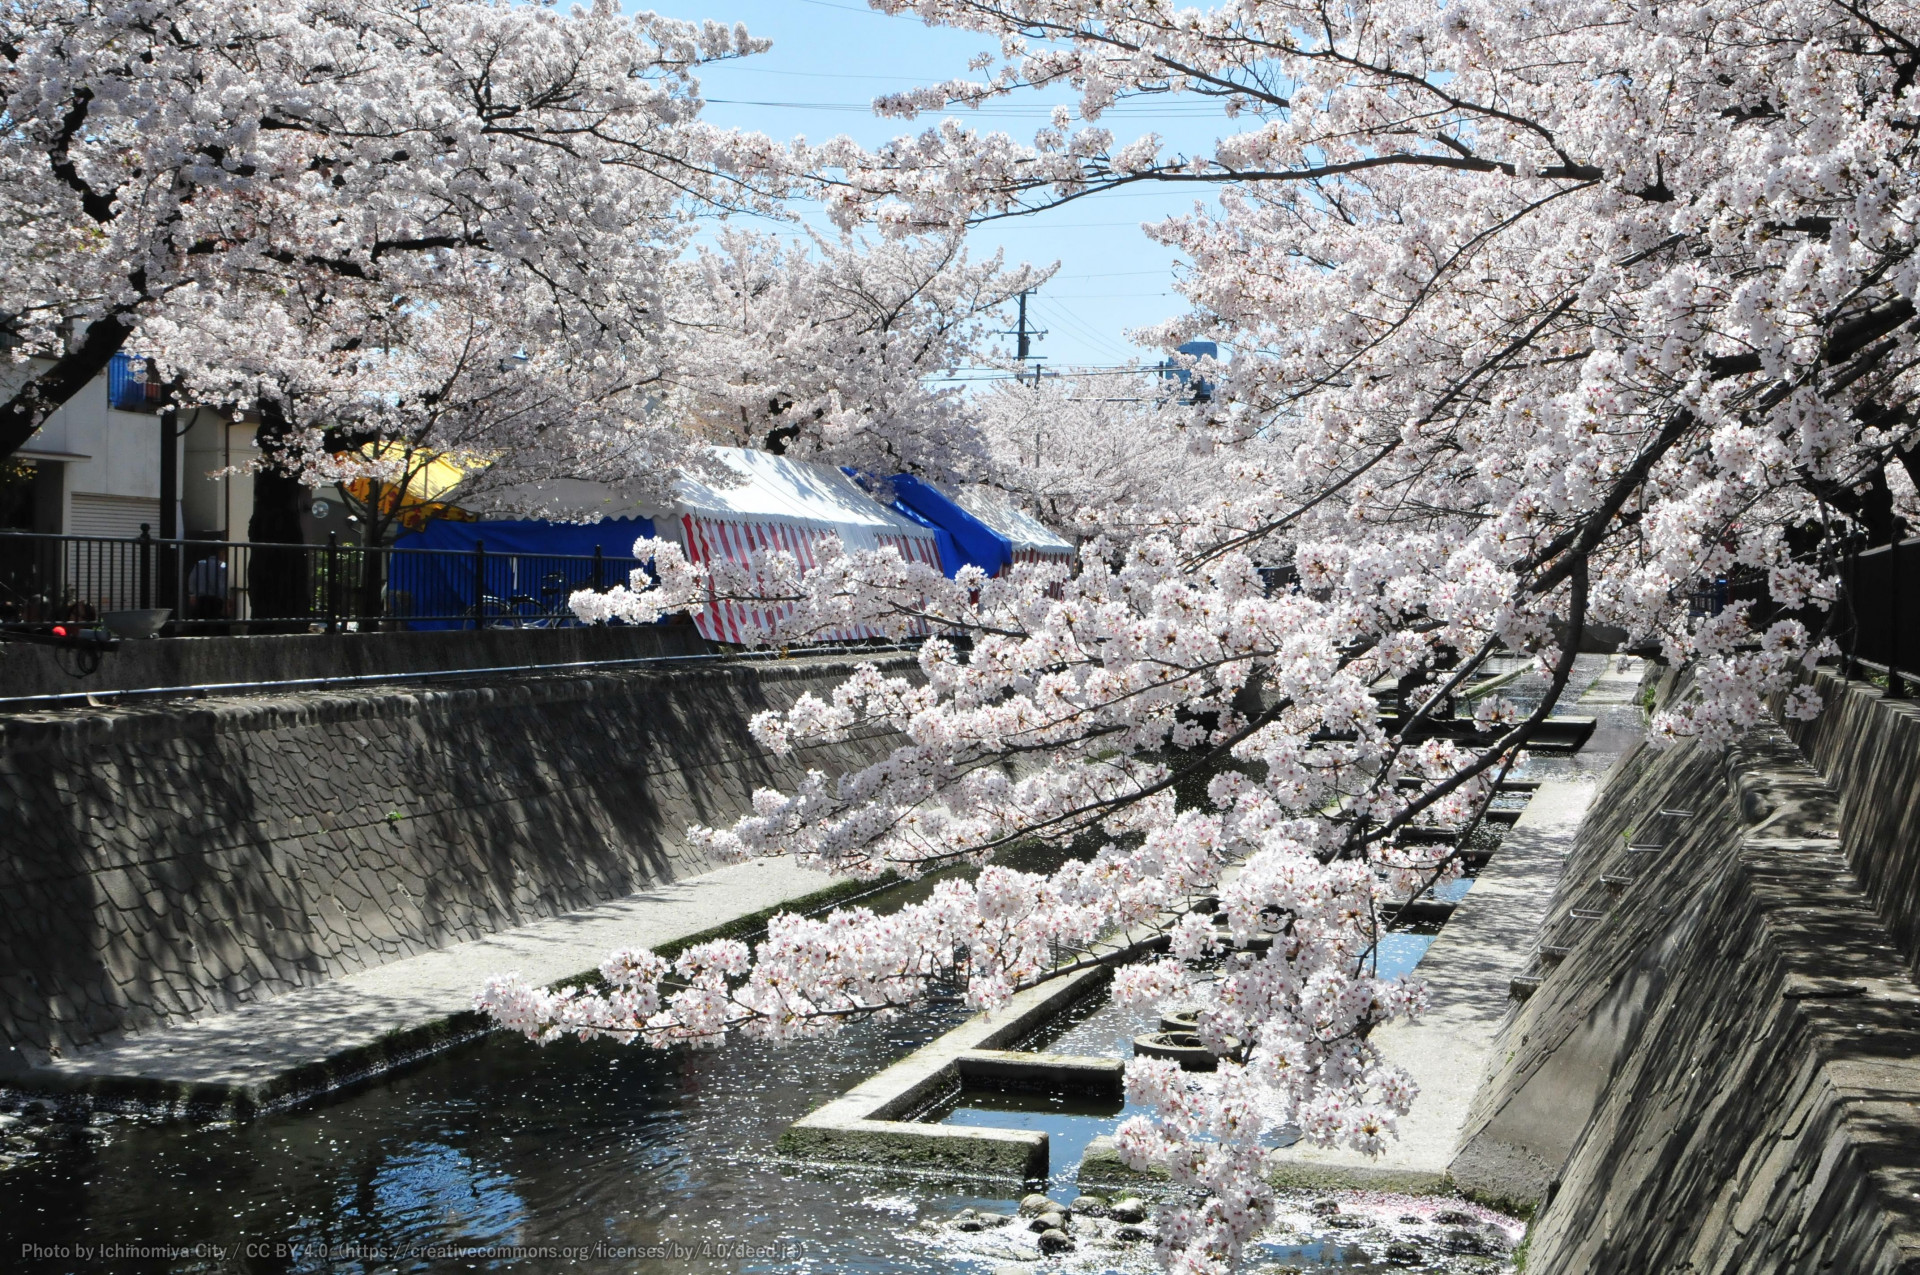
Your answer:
[158,380,182,625]
[1012,289,1046,386]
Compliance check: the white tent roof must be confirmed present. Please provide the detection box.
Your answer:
[949,484,1074,556]
[669,448,942,645]
[460,449,940,554]
[671,447,938,554]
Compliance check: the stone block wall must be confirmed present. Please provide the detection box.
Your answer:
[0,621,710,701]
[1450,680,1920,1273]
[1782,669,1920,980]
[0,654,909,1067]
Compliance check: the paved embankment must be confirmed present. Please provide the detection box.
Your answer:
[0,652,911,1078]
[1452,669,1920,1273]
[16,855,839,1113]
[1256,653,1647,1194]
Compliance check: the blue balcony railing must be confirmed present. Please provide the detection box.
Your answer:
[107,351,167,413]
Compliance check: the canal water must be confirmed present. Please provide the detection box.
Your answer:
[1,770,1541,1273]
[2,940,1516,1274]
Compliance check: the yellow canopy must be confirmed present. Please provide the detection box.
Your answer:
[340,442,483,529]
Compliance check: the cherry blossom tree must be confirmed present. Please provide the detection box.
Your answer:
[147,260,705,560]
[969,370,1249,541]
[485,2,1920,1270]
[664,228,1050,478]
[0,0,780,461]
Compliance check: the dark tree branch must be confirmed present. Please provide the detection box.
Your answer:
[0,309,138,458]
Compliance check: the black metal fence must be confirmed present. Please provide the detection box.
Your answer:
[0,528,645,634]
[1839,538,1920,681]
[1704,536,1919,683]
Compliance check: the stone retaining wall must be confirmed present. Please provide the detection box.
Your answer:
[1782,669,1920,981]
[0,622,709,700]
[1449,674,1920,1273]
[0,654,909,1068]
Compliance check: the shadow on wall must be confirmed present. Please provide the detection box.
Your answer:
[0,655,913,1068]
[1454,687,1920,1275]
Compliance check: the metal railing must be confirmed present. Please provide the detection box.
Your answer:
[1837,538,1920,683]
[106,351,167,413]
[0,528,645,634]
[1704,536,1920,686]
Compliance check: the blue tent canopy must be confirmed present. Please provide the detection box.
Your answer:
[882,477,984,577]
[389,517,653,629]
[880,475,1072,578]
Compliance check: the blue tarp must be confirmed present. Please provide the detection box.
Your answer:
[885,475,1000,578]
[389,517,654,629]
[882,475,1078,578]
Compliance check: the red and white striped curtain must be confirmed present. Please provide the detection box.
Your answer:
[1008,546,1073,598]
[680,515,942,645]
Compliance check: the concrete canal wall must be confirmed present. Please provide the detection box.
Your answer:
[1783,668,1920,982]
[0,653,910,1069]
[1452,670,1920,1274]
[0,622,709,702]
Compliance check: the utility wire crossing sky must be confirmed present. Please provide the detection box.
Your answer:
[649,0,1229,373]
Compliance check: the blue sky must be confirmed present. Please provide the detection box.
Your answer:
[644,0,1231,379]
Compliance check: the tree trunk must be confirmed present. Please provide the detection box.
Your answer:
[0,313,136,459]
[246,405,312,631]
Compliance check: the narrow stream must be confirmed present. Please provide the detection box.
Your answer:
[0,985,1515,1275]
[1,792,1536,1273]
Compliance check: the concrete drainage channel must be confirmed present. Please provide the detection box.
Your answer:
[780,954,1528,1270]
[778,964,1125,1182]
[773,778,1547,1271]
[780,788,1545,1189]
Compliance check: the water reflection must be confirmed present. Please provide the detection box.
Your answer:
[6,864,1492,1274]
[5,999,989,1274]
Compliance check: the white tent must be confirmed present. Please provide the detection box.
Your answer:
[949,484,1075,567]
[446,448,944,643]
[664,448,942,644]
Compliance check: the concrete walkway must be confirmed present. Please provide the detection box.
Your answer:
[18,856,836,1113]
[1262,654,1647,1192]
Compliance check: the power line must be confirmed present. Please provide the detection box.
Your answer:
[1055,268,1186,279]
[927,365,1171,382]
[1027,295,1149,362]
[721,68,963,83]
[702,97,1226,118]
[788,0,897,16]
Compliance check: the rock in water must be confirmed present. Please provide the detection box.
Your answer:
[1037,1228,1074,1254]
[1070,1194,1110,1218]
[1018,1193,1054,1217]
[1441,1227,1503,1256]
[1108,1197,1150,1224]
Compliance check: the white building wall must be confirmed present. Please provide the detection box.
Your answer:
[181,411,257,540]
[14,366,254,538]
